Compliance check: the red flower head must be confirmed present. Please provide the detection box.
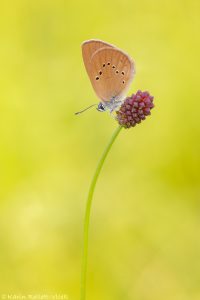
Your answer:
[116,90,154,128]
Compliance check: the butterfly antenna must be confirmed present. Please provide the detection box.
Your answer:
[75,104,97,115]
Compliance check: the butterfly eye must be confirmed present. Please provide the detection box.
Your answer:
[116,70,119,74]
[103,64,106,67]
[122,71,125,75]
[99,71,102,75]
[107,62,110,65]
[112,65,116,68]
[96,76,100,80]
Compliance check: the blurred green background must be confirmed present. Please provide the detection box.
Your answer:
[0,0,200,299]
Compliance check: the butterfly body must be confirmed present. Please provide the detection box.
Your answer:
[97,98,123,112]
[82,39,135,113]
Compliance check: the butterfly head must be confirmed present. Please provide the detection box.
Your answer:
[97,102,106,112]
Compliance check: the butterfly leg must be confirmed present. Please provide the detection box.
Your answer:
[111,100,123,112]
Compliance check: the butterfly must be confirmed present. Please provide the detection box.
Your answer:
[75,39,135,114]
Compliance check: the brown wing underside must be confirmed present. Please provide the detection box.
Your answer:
[82,40,135,102]
[82,39,114,75]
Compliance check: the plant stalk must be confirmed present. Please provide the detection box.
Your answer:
[80,125,122,300]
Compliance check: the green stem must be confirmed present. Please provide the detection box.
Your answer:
[80,125,122,300]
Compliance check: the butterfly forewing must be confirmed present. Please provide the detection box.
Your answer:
[82,40,114,76]
[82,39,135,104]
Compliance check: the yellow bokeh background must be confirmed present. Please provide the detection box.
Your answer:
[0,0,200,299]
